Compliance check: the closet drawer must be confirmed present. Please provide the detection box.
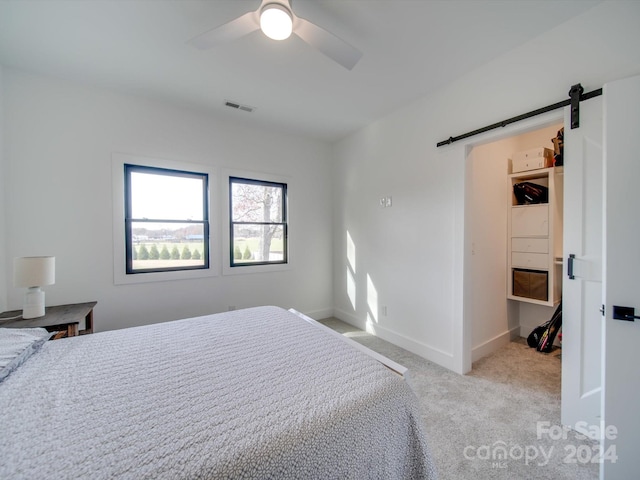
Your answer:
[512,252,548,269]
[511,205,548,237]
[511,238,548,253]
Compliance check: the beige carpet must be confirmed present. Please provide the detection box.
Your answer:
[319,318,599,480]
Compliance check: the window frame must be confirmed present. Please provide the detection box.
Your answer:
[229,176,288,268]
[112,153,218,285]
[124,164,210,275]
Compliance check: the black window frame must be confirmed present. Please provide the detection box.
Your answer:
[229,176,288,267]
[124,164,210,274]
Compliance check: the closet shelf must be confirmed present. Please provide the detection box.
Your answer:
[507,166,564,306]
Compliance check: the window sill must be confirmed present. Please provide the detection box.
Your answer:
[114,266,216,285]
[222,262,290,276]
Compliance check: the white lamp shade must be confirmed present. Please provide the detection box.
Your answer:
[260,3,293,41]
[14,256,55,288]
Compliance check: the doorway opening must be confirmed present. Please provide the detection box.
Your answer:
[465,121,564,366]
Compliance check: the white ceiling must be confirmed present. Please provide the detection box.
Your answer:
[0,0,600,142]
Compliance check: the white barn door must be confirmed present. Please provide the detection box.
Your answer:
[561,96,604,436]
[562,75,640,478]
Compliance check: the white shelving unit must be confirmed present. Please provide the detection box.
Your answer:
[507,166,563,306]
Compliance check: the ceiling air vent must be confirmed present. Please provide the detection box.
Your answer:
[224,100,255,113]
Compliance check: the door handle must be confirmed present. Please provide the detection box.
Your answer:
[567,254,576,279]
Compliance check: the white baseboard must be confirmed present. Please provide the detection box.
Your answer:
[472,326,520,363]
[333,308,455,371]
[332,308,366,330]
[289,309,408,378]
[300,307,334,321]
[519,325,530,338]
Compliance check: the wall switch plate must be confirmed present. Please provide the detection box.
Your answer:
[380,196,392,208]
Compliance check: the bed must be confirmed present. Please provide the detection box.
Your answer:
[0,306,436,479]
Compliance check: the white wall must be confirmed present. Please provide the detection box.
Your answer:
[2,69,334,330]
[0,66,6,312]
[332,1,640,373]
[467,136,520,362]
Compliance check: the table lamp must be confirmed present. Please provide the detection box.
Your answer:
[13,256,55,319]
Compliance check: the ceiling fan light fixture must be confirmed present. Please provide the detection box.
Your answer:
[260,3,293,41]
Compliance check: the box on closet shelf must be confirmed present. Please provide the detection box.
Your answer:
[511,147,554,173]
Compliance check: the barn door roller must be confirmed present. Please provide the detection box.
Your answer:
[569,83,585,129]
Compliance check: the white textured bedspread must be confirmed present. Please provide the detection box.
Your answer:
[0,306,436,479]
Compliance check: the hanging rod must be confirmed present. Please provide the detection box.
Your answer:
[436,85,602,147]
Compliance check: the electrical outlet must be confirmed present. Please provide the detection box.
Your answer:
[385,196,392,207]
[379,197,386,207]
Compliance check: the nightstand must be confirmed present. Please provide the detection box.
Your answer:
[0,302,97,339]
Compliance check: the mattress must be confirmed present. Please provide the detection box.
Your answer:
[0,306,436,479]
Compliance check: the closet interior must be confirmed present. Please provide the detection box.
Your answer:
[467,122,564,363]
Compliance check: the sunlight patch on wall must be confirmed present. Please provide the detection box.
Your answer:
[346,230,357,310]
[347,267,356,310]
[367,273,378,323]
[365,313,377,335]
[347,231,356,272]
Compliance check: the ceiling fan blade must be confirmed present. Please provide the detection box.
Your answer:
[188,11,260,49]
[294,17,362,70]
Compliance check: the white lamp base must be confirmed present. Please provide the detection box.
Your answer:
[22,287,45,319]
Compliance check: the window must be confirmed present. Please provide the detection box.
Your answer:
[125,164,209,274]
[229,177,287,267]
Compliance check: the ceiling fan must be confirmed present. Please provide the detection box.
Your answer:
[188,0,362,70]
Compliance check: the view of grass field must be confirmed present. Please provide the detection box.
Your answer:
[131,236,285,270]
[133,259,204,269]
[132,242,205,270]
[232,237,284,263]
